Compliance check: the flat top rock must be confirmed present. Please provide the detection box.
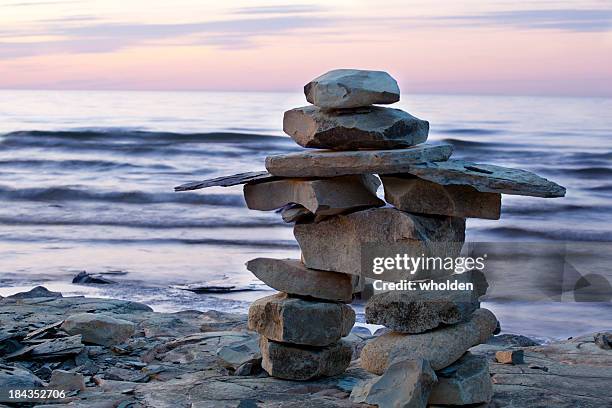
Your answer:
[393,159,566,197]
[246,258,354,303]
[174,171,276,191]
[266,143,452,178]
[283,105,429,150]
[304,69,400,109]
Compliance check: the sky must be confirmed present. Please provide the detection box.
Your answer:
[0,0,611,96]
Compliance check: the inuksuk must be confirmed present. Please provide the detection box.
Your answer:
[175,69,566,402]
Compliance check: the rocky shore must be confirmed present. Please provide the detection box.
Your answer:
[1,286,610,408]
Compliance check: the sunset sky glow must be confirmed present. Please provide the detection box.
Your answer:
[1,0,611,96]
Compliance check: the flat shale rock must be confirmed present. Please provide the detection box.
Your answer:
[381,175,502,219]
[259,337,352,380]
[174,171,276,191]
[265,143,453,178]
[243,174,383,216]
[61,313,135,346]
[248,293,355,346]
[280,204,313,223]
[365,270,487,333]
[392,159,566,198]
[246,258,354,303]
[351,358,437,407]
[294,207,465,279]
[304,69,400,109]
[361,308,498,374]
[428,352,493,405]
[283,105,429,150]
[0,364,44,388]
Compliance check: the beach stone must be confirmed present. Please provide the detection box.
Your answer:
[243,174,383,216]
[351,358,437,407]
[7,285,62,299]
[361,308,498,374]
[61,313,135,346]
[259,337,352,380]
[381,175,502,219]
[247,293,355,346]
[175,170,277,191]
[283,105,429,150]
[280,205,312,223]
[246,258,354,303]
[594,332,612,350]
[0,364,44,388]
[365,270,487,333]
[216,336,261,369]
[391,159,566,198]
[47,369,86,391]
[496,349,525,365]
[265,143,453,178]
[304,69,400,109]
[429,352,493,405]
[294,207,465,279]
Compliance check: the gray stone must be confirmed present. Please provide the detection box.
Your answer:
[265,143,453,178]
[351,358,437,407]
[365,270,487,333]
[48,369,86,391]
[246,258,354,303]
[259,337,352,380]
[304,69,400,109]
[294,208,465,279]
[247,293,355,346]
[0,364,44,388]
[175,171,276,191]
[61,313,135,346]
[7,285,62,299]
[7,335,84,359]
[283,105,429,150]
[429,352,493,405]
[594,332,612,350]
[391,159,566,198]
[216,336,261,369]
[243,174,383,216]
[381,175,502,219]
[280,205,312,223]
[496,349,525,364]
[361,308,498,374]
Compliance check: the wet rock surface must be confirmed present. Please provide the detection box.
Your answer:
[1,288,609,407]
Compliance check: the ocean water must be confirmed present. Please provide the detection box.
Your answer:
[0,90,611,340]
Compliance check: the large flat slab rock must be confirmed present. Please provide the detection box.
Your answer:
[243,174,383,216]
[248,293,355,346]
[365,270,487,333]
[246,258,354,303]
[304,69,400,109]
[428,352,493,405]
[294,208,465,280]
[259,337,352,380]
[351,358,437,407]
[175,171,276,191]
[382,175,501,219]
[361,308,498,374]
[265,143,452,178]
[61,313,135,346]
[391,159,566,198]
[283,105,429,150]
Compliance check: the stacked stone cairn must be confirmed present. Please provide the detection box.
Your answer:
[175,69,565,403]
